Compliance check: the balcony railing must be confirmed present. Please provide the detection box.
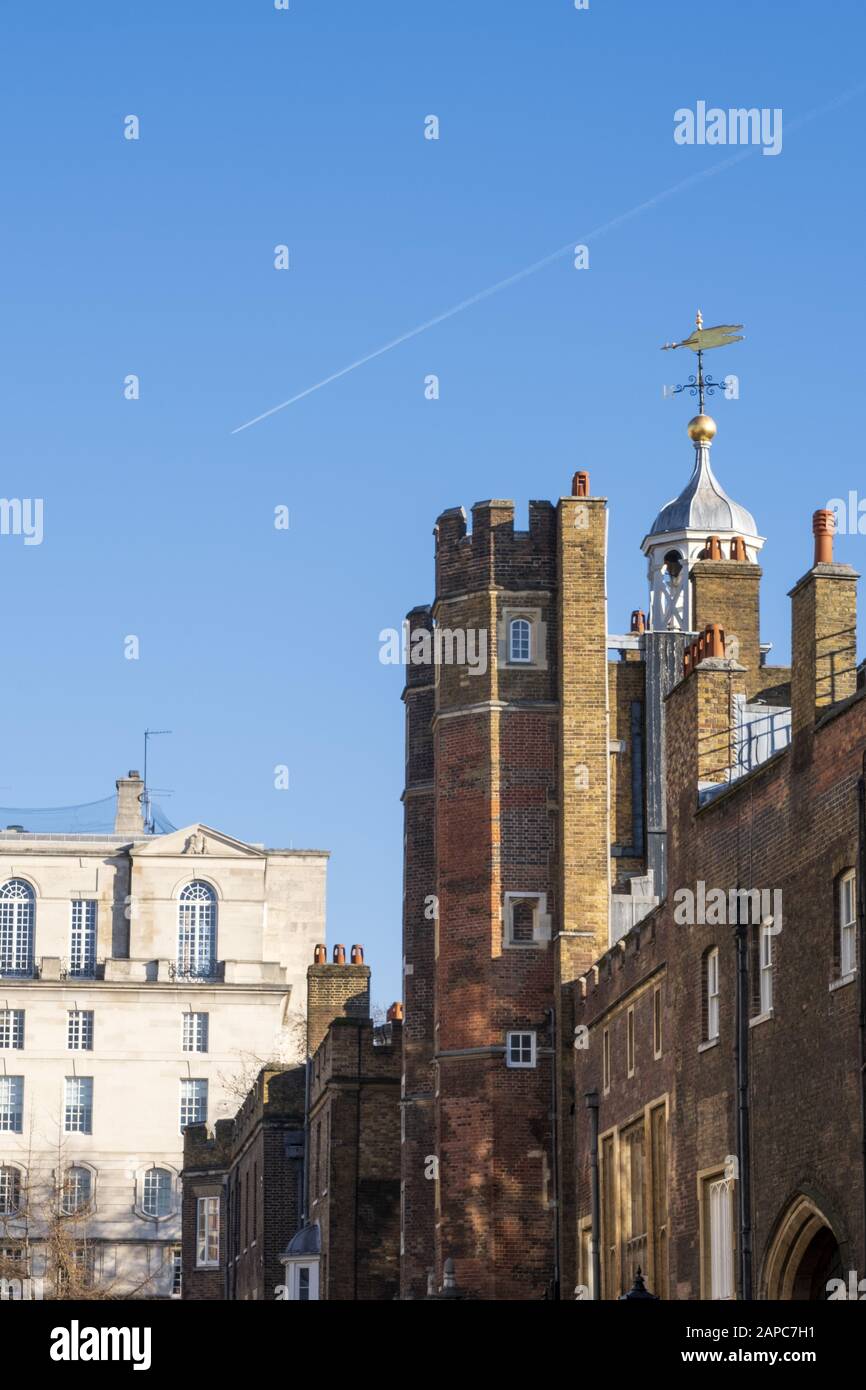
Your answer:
[0,963,37,980]
[169,961,223,982]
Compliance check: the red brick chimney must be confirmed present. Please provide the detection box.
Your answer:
[691,540,763,692]
[789,510,858,740]
[307,945,371,1055]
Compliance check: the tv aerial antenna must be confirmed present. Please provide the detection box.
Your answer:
[142,729,172,834]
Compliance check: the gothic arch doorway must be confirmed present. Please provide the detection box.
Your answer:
[762,1195,843,1300]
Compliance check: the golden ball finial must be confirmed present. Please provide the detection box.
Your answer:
[687,413,717,443]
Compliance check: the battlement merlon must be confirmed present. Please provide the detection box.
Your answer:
[182,1118,235,1173]
[402,606,434,693]
[434,499,560,597]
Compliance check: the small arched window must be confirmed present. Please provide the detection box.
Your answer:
[142,1167,173,1218]
[0,880,35,977]
[61,1165,92,1215]
[0,1165,21,1215]
[509,618,531,664]
[177,882,217,979]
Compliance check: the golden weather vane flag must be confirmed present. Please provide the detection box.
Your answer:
[661,310,744,416]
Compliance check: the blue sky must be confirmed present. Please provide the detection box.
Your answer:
[2,1,864,1007]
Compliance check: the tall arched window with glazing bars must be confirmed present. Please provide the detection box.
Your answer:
[0,880,35,977]
[177,882,217,979]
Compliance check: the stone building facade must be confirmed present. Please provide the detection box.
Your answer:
[0,772,326,1298]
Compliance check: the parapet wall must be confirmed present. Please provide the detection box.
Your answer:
[435,500,557,598]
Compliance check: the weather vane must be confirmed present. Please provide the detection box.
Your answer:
[661,310,744,414]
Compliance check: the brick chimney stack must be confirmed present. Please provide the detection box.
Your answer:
[789,510,859,741]
[690,540,763,693]
[114,771,145,835]
[306,946,371,1055]
[667,643,747,797]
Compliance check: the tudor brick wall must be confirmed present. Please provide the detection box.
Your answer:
[400,607,437,1300]
[181,1120,233,1301]
[575,589,866,1299]
[428,501,560,1300]
[307,1017,402,1301]
[398,485,620,1300]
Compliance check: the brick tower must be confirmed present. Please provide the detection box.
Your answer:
[400,478,612,1300]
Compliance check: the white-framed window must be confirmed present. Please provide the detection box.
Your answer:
[509,617,532,663]
[196,1195,220,1268]
[0,1165,21,1215]
[506,1030,537,1068]
[63,1077,93,1134]
[705,1174,735,1299]
[283,1260,320,1301]
[142,1167,173,1218]
[69,900,97,977]
[759,924,774,1014]
[705,948,720,1041]
[170,1245,182,1297]
[61,1165,93,1215]
[0,1077,23,1133]
[503,892,548,948]
[180,1078,208,1132]
[0,880,35,977]
[0,1008,24,1050]
[182,1012,209,1053]
[177,882,217,979]
[839,869,857,977]
[626,1006,635,1077]
[602,1026,610,1093]
[67,1010,94,1051]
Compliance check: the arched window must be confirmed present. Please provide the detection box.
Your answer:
[142,1167,173,1218]
[0,1165,21,1215]
[61,1166,92,1215]
[509,618,531,664]
[177,882,217,979]
[0,880,35,977]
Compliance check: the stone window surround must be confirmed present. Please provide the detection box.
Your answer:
[505,1030,537,1069]
[56,1159,98,1215]
[499,605,548,671]
[134,1163,179,1222]
[502,892,551,949]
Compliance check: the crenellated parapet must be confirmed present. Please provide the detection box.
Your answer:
[434,500,556,598]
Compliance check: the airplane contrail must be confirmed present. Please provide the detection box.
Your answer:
[231,82,865,435]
